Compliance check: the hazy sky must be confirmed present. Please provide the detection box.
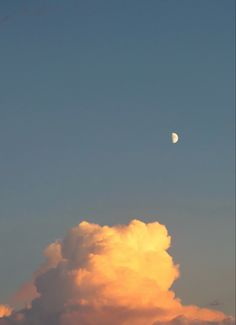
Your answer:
[0,0,235,316]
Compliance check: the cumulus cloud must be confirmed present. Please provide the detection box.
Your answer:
[0,305,11,318]
[0,220,234,325]
[12,241,62,306]
[153,315,235,325]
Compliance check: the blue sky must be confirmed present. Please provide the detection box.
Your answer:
[0,0,235,315]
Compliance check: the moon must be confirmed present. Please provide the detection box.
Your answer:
[171,132,179,144]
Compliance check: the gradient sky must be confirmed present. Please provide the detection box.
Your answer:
[0,0,235,316]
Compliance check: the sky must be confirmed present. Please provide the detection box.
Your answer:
[0,0,235,319]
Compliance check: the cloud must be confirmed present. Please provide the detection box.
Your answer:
[0,220,234,325]
[153,315,235,325]
[12,241,62,307]
[0,305,11,318]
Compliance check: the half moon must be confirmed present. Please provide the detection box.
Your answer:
[171,132,179,144]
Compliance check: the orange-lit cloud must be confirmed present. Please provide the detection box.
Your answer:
[0,220,234,325]
[0,305,11,318]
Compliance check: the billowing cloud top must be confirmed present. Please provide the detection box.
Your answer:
[0,220,234,325]
[0,306,11,318]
